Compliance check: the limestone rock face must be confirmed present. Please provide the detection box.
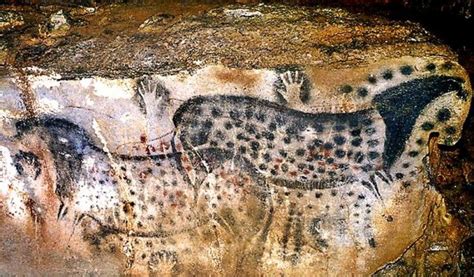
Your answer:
[0,3,472,276]
[0,10,24,32]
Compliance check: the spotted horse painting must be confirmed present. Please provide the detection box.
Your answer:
[0,57,472,275]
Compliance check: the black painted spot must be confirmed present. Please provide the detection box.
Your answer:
[426,63,436,72]
[334,135,346,145]
[203,120,213,129]
[400,65,413,75]
[250,141,260,151]
[442,61,454,70]
[457,89,469,100]
[268,122,277,131]
[421,122,435,131]
[335,149,346,158]
[259,164,268,170]
[445,126,456,135]
[351,138,362,147]
[211,107,223,117]
[312,139,323,147]
[408,151,419,157]
[368,151,380,160]
[340,85,353,94]
[365,128,376,136]
[296,148,305,156]
[226,142,234,148]
[245,123,256,134]
[229,110,241,120]
[354,152,364,163]
[416,138,424,145]
[351,129,361,136]
[368,238,377,248]
[368,75,377,84]
[335,125,346,131]
[224,122,233,130]
[274,115,286,127]
[323,142,334,150]
[437,108,451,122]
[286,127,298,136]
[263,153,272,162]
[245,109,254,119]
[315,192,322,198]
[395,173,404,179]
[367,139,379,147]
[256,112,266,122]
[382,70,393,80]
[339,164,349,172]
[357,87,369,97]
[250,151,259,160]
[215,130,225,140]
[263,131,275,141]
[313,123,324,133]
[237,133,247,141]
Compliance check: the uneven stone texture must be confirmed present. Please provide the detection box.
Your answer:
[0,10,24,32]
[0,3,473,276]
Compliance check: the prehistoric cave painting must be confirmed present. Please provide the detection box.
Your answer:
[133,75,170,116]
[13,150,42,181]
[0,59,472,274]
[169,65,469,263]
[14,117,196,231]
[174,96,385,192]
[11,113,275,270]
[173,75,466,195]
[132,75,174,147]
[274,66,312,107]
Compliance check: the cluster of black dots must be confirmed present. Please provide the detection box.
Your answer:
[391,105,456,187]
[175,96,385,189]
[304,191,378,249]
[338,61,456,98]
[123,157,196,233]
[78,151,198,235]
[75,152,121,213]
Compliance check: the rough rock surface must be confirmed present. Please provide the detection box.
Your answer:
[0,3,473,276]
